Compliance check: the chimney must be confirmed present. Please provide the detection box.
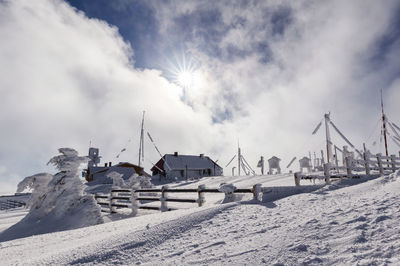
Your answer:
[199,154,204,158]
[108,162,112,167]
[174,152,178,156]
[104,163,107,167]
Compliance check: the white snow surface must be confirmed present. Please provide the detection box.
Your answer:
[1,172,400,265]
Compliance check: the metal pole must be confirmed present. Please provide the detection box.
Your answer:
[324,113,333,164]
[381,89,389,157]
[261,156,264,175]
[138,111,145,167]
[238,146,241,176]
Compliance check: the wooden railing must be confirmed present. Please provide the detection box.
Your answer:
[0,199,26,211]
[295,152,400,186]
[95,184,263,214]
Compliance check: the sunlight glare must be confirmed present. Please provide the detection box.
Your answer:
[178,71,194,88]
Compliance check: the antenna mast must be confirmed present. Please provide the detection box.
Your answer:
[138,111,145,167]
[324,113,333,163]
[381,89,389,157]
[238,143,241,176]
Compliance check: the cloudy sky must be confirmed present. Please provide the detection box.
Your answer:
[1,0,400,194]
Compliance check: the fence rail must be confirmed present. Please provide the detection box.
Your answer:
[295,152,400,186]
[0,199,26,211]
[95,184,263,214]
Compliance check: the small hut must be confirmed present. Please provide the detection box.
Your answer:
[268,156,281,174]
[299,156,312,173]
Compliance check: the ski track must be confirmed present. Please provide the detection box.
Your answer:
[33,204,236,265]
[1,173,400,265]
[133,175,400,265]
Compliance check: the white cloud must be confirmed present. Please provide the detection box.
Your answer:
[151,0,400,168]
[1,0,400,194]
[0,0,228,193]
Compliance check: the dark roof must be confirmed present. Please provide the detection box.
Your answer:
[151,154,222,172]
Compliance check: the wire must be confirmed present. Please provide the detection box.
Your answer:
[365,118,381,143]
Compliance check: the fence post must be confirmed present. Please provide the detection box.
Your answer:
[294,172,301,186]
[198,185,206,207]
[109,190,116,213]
[391,155,396,173]
[160,185,169,212]
[252,184,262,201]
[94,193,100,208]
[363,152,370,175]
[131,188,139,216]
[377,153,383,174]
[345,157,353,178]
[323,163,331,184]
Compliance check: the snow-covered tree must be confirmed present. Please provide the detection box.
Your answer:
[0,148,103,242]
[16,173,53,209]
[108,171,127,188]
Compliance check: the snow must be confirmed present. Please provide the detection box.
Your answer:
[0,148,103,242]
[1,172,400,265]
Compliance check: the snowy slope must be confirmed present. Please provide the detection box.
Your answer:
[1,172,400,265]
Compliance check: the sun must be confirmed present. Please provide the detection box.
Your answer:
[177,70,194,88]
[161,51,205,96]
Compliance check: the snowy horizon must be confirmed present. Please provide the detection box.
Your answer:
[1,0,400,194]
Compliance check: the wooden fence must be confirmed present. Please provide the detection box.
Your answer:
[295,152,400,186]
[0,199,26,211]
[95,184,262,214]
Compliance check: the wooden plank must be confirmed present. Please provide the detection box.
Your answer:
[136,197,161,201]
[165,188,198,193]
[111,203,130,208]
[94,195,108,199]
[111,196,130,200]
[139,206,160,210]
[111,189,132,193]
[135,189,162,193]
[233,189,253,193]
[165,198,197,203]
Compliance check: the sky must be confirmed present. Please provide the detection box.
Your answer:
[1,0,400,194]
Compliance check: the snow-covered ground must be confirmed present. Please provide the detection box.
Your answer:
[1,172,400,265]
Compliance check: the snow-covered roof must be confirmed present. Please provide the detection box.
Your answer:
[87,162,146,185]
[299,156,311,162]
[268,156,281,162]
[151,154,222,172]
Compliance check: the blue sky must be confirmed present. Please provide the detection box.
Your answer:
[1,0,400,193]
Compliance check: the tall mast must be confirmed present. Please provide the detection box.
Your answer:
[324,113,333,163]
[138,111,145,167]
[238,142,241,176]
[381,89,389,157]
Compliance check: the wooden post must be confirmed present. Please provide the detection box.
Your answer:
[160,185,168,212]
[391,155,396,173]
[363,152,370,175]
[334,147,339,169]
[252,184,262,201]
[323,163,331,184]
[109,190,115,213]
[377,153,383,174]
[345,157,353,178]
[294,172,300,186]
[198,185,205,207]
[131,188,139,216]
